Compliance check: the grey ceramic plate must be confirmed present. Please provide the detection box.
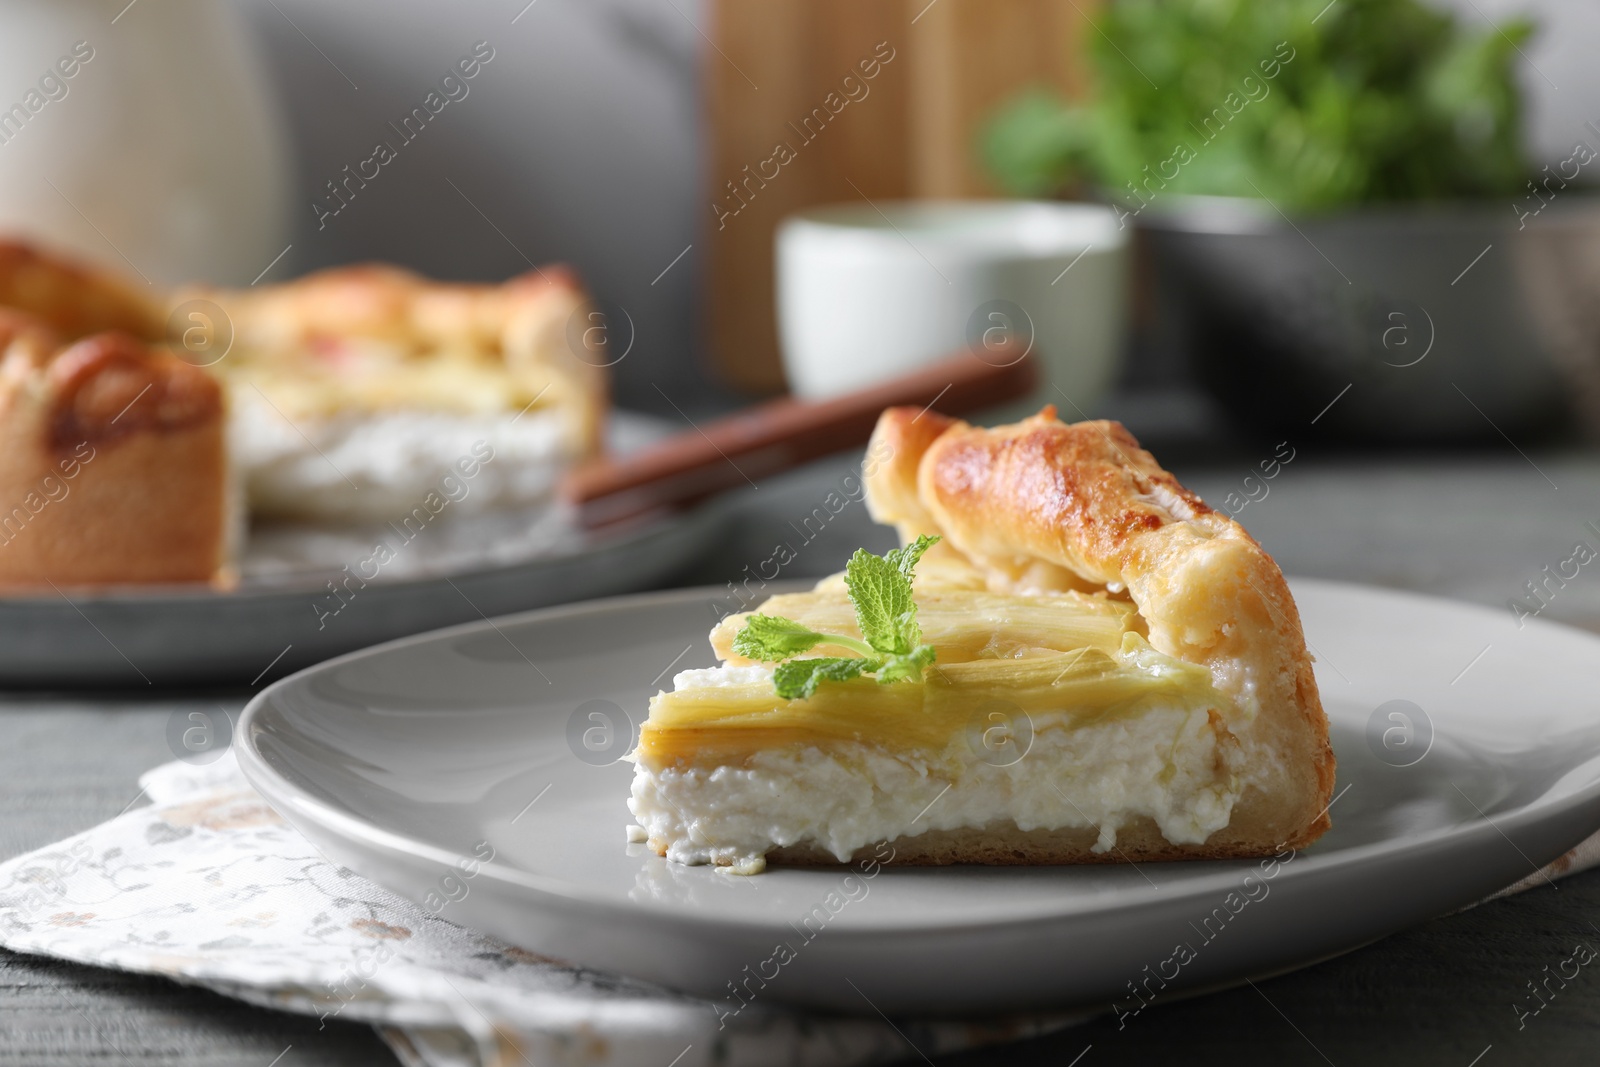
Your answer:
[0,506,721,688]
[237,579,1600,1014]
[0,414,720,687]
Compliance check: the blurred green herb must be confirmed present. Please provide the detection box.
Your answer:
[982,0,1534,211]
[733,535,940,700]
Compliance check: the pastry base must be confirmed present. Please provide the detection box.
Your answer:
[765,811,1313,868]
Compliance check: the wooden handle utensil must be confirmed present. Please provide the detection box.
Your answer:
[562,346,1037,528]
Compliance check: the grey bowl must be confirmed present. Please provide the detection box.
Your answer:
[1138,195,1599,443]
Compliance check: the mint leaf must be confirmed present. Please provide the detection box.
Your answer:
[733,613,878,661]
[845,534,939,655]
[844,548,909,653]
[874,644,937,685]
[885,534,940,579]
[773,657,876,700]
[732,614,826,662]
[744,536,942,699]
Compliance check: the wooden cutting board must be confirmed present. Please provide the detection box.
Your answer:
[705,0,1095,395]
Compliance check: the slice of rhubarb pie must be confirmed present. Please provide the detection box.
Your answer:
[627,406,1334,873]
[172,263,607,520]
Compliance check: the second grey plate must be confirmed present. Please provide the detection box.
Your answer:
[0,413,720,687]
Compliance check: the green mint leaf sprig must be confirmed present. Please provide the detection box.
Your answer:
[773,657,872,700]
[733,535,941,700]
[732,614,876,661]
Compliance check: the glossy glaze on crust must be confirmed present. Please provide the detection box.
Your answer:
[864,405,1336,854]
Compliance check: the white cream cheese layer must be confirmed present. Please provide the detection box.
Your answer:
[230,391,571,520]
[628,665,1240,874]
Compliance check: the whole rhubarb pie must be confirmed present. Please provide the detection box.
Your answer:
[628,406,1335,873]
[0,237,609,587]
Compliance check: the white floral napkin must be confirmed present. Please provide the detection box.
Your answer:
[4,753,1599,1066]
[0,751,1084,1067]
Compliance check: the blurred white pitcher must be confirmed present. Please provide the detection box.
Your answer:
[0,0,291,285]
[777,200,1129,408]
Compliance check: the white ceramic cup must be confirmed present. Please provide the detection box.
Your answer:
[776,200,1129,410]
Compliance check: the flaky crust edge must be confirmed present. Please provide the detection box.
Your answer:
[860,406,1335,857]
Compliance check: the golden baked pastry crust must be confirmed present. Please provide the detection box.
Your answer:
[0,316,230,588]
[862,405,1335,856]
[0,240,163,343]
[768,817,1290,867]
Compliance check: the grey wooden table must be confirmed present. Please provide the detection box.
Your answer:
[6,413,1600,1065]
